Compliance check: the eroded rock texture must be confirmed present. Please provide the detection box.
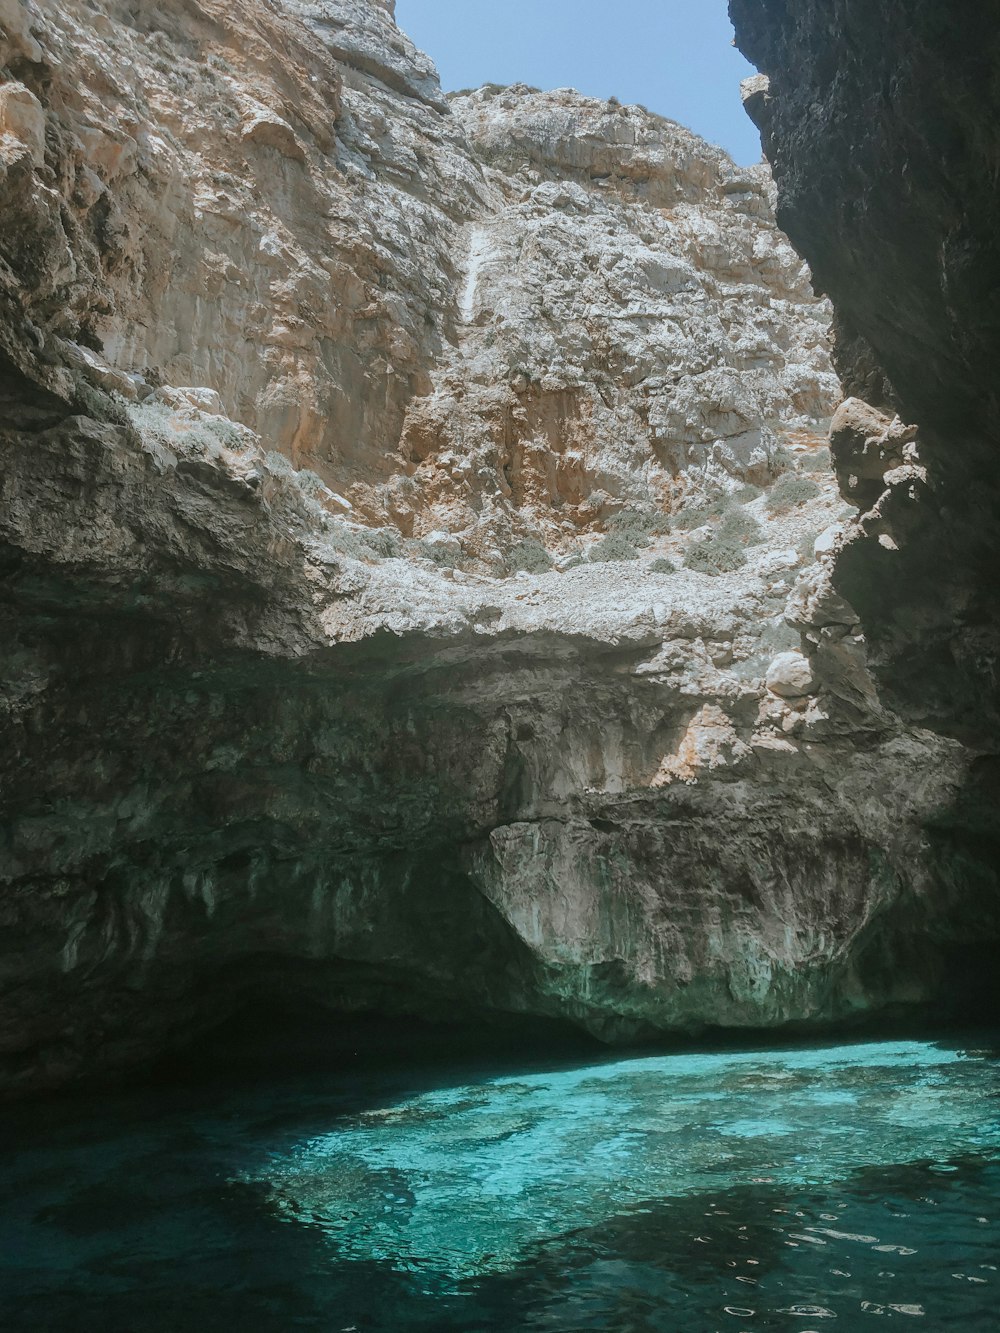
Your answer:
[0,0,994,1095]
[731,0,1000,748]
[730,0,1000,1037]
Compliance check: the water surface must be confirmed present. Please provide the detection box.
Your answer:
[2,1032,998,1329]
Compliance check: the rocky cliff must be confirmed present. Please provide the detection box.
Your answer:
[730,0,1000,1007]
[0,0,992,1096]
[731,0,1000,749]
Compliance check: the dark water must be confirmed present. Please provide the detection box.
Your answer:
[2,1032,999,1330]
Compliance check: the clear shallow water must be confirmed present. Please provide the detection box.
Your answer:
[2,1033,999,1330]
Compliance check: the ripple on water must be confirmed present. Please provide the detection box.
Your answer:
[248,1038,1000,1283]
[0,1034,997,1330]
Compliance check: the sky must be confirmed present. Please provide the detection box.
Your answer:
[394,0,762,165]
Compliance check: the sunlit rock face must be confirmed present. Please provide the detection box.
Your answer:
[0,0,996,1095]
[0,0,482,485]
[381,84,838,555]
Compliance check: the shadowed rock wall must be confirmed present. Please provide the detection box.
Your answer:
[0,0,997,1095]
[731,0,1000,746]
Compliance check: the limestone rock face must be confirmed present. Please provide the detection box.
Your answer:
[0,0,993,1094]
[383,85,838,558]
[1,0,483,485]
[0,0,839,558]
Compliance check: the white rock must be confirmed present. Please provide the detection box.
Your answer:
[0,0,42,62]
[814,524,843,558]
[63,341,138,399]
[766,651,818,698]
[0,81,45,166]
[740,73,771,104]
[156,386,227,415]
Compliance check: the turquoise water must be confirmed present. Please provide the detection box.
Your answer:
[2,1032,999,1329]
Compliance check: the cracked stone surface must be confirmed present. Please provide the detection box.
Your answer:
[0,0,995,1095]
